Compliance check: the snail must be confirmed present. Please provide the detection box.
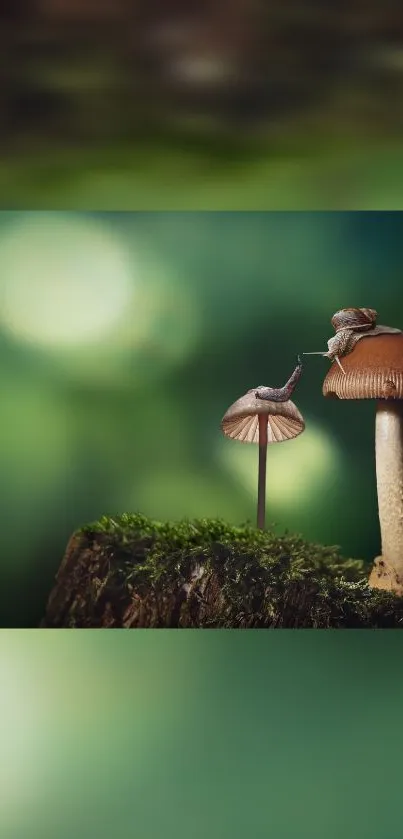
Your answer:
[303,307,378,375]
[255,355,303,402]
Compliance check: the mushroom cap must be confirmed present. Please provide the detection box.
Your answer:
[323,333,403,400]
[221,390,305,443]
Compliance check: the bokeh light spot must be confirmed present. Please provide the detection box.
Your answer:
[218,419,340,510]
[0,647,51,826]
[0,214,133,348]
[0,213,200,387]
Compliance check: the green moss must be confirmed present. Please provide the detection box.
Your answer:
[79,513,403,628]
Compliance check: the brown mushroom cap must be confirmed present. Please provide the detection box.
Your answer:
[323,333,403,400]
[221,391,305,443]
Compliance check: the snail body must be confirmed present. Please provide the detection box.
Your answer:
[255,356,303,403]
[326,330,360,360]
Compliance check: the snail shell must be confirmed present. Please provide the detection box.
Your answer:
[331,307,377,334]
[325,307,378,361]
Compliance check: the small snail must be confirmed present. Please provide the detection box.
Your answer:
[255,355,303,402]
[303,307,378,375]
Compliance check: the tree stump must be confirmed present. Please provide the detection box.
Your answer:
[42,513,403,628]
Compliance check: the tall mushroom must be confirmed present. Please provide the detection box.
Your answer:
[320,309,403,594]
[221,359,305,530]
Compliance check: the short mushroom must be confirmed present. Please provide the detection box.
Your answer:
[221,361,305,530]
[322,324,403,594]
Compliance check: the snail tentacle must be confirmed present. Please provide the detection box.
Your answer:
[334,355,346,375]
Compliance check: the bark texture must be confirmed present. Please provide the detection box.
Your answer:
[42,515,403,628]
[43,530,228,629]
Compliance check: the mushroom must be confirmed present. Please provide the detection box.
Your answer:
[221,363,305,529]
[322,328,403,594]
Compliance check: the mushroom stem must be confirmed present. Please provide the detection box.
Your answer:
[257,414,268,529]
[373,400,403,590]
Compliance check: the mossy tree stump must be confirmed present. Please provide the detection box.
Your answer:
[42,514,403,628]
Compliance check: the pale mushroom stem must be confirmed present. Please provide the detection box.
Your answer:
[257,414,268,529]
[373,400,403,590]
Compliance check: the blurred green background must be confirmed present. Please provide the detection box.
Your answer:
[4,6,403,837]
[2,630,403,839]
[3,1,403,208]
[1,210,403,627]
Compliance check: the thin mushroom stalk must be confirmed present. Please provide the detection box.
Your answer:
[257,414,268,529]
[254,357,304,528]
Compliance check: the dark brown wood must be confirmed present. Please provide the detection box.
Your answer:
[41,519,403,629]
[42,529,230,628]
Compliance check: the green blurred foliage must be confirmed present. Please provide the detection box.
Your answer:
[3,140,403,211]
[2,631,403,839]
[2,2,403,207]
[0,211,402,626]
